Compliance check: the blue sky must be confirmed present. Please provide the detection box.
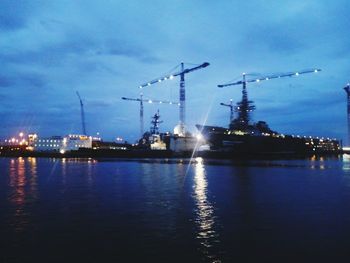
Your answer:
[1,0,349,143]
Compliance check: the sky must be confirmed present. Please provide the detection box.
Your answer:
[1,0,350,143]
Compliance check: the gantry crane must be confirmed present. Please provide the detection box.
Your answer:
[218,69,321,129]
[76,91,87,135]
[139,62,209,136]
[220,99,234,124]
[122,94,179,137]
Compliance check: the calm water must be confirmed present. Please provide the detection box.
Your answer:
[1,156,350,262]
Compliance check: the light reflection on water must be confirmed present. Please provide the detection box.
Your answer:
[8,157,38,233]
[193,157,221,262]
[2,157,350,261]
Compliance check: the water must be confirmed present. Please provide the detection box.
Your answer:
[1,156,350,262]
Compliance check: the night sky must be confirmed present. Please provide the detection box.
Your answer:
[1,0,349,143]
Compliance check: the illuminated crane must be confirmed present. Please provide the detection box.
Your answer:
[218,69,321,130]
[139,62,210,136]
[76,91,87,135]
[220,99,234,125]
[122,94,179,137]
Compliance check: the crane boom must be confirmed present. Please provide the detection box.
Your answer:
[218,68,321,88]
[138,62,209,89]
[122,97,179,105]
[76,91,87,135]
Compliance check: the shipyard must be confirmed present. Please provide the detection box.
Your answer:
[2,1,350,263]
[0,65,344,158]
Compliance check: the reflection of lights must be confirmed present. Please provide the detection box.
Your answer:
[343,154,350,171]
[193,158,219,260]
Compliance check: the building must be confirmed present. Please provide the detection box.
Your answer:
[28,134,92,153]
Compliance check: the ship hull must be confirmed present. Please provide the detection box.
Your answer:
[196,125,340,155]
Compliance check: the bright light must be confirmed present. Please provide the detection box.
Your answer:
[169,102,172,104]
[60,149,65,154]
[295,72,299,76]
[159,101,162,104]
[196,133,203,141]
[19,132,24,137]
[256,79,260,82]
[139,86,142,89]
[169,75,174,79]
[148,100,152,103]
[147,83,151,86]
[314,69,318,73]
[158,79,162,82]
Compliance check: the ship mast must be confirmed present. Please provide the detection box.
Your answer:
[150,110,163,135]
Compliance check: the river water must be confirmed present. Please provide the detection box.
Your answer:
[1,156,350,262]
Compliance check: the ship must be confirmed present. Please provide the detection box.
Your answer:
[196,75,341,156]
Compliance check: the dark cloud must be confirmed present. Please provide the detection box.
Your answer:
[0,73,46,89]
[0,0,43,31]
[0,0,27,30]
[244,21,307,55]
[0,76,13,87]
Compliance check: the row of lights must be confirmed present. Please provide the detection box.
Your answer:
[147,99,180,105]
[139,74,175,89]
[248,69,320,84]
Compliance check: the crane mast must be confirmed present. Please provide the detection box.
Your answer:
[139,62,209,136]
[76,91,87,135]
[344,84,350,145]
[179,63,185,136]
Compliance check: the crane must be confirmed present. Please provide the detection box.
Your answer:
[76,91,87,135]
[344,83,350,145]
[122,94,179,138]
[139,62,210,136]
[220,99,234,124]
[217,68,321,129]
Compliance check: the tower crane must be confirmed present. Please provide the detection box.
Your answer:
[76,91,87,135]
[217,68,321,129]
[344,83,350,146]
[220,99,234,124]
[139,62,210,136]
[122,94,179,138]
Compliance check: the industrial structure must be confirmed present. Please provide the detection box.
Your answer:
[121,94,178,137]
[220,99,234,125]
[76,91,87,135]
[218,69,321,131]
[344,83,350,146]
[139,62,209,136]
[195,68,337,155]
